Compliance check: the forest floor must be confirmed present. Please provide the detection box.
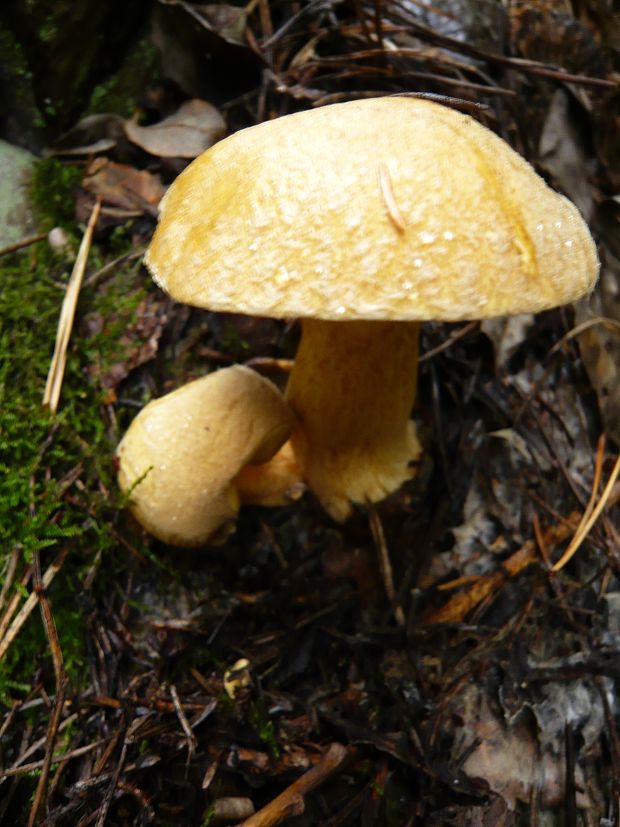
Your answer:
[1,1,620,825]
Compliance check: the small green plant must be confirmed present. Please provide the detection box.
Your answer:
[249,699,280,757]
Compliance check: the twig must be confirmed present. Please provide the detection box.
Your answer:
[83,247,145,289]
[425,478,620,623]
[369,507,405,626]
[548,316,620,357]
[0,567,32,644]
[564,723,577,827]
[43,197,101,414]
[423,520,575,625]
[391,8,619,89]
[0,547,21,615]
[419,321,478,363]
[28,548,69,827]
[236,743,356,827]
[0,738,112,779]
[0,232,47,257]
[0,713,77,783]
[0,548,69,661]
[170,684,197,759]
[95,733,129,827]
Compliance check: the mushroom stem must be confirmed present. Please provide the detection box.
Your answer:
[234,441,305,507]
[285,319,422,521]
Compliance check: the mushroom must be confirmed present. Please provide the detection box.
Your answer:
[144,97,599,521]
[117,365,302,547]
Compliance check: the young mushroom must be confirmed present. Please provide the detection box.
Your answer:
[145,97,599,521]
[117,365,302,547]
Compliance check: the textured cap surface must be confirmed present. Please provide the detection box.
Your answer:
[117,366,295,547]
[146,97,598,322]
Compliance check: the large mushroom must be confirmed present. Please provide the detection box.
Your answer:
[145,97,599,521]
[117,365,301,546]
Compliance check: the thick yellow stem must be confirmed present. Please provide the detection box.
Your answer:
[285,319,421,520]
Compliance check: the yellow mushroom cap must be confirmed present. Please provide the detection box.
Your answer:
[116,366,296,547]
[145,96,598,322]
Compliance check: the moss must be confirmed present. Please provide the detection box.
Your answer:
[0,170,152,704]
[30,158,82,231]
[249,699,280,756]
[38,16,58,44]
[201,804,216,826]
[84,38,161,119]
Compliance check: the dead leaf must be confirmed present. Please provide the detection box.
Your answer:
[481,315,535,370]
[45,113,128,157]
[124,98,226,159]
[538,88,595,221]
[576,205,620,447]
[189,3,247,47]
[456,685,591,809]
[86,293,168,390]
[82,158,166,214]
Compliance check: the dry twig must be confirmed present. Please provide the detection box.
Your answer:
[236,743,357,827]
[28,548,69,827]
[0,232,47,257]
[425,468,620,625]
[0,548,69,661]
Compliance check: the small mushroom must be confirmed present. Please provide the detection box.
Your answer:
[117,365,301,546]
[145,97,599,520]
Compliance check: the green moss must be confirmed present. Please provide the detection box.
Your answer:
[39,16,58,44]
[201,804,216,826]
[0,190,151,704]
[84,38,161,119]
[249,700,280,756]
[30,158,83,231]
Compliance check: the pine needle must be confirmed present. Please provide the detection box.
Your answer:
[43,198,101,414]
[552,448,620,572]
[0,548,69,662]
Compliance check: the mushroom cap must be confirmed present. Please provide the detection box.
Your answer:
[117,366,295,547]
[146,97,598,323]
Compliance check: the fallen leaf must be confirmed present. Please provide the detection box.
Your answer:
[189,3,247,47]
[538,88,595,220]
[481,315,535,370]
[86,293,168,390]
[456,685,591,809]
[124,98,226,158]
[82,157,166,213]
[45,113,128,157]
[576,220,620,446]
